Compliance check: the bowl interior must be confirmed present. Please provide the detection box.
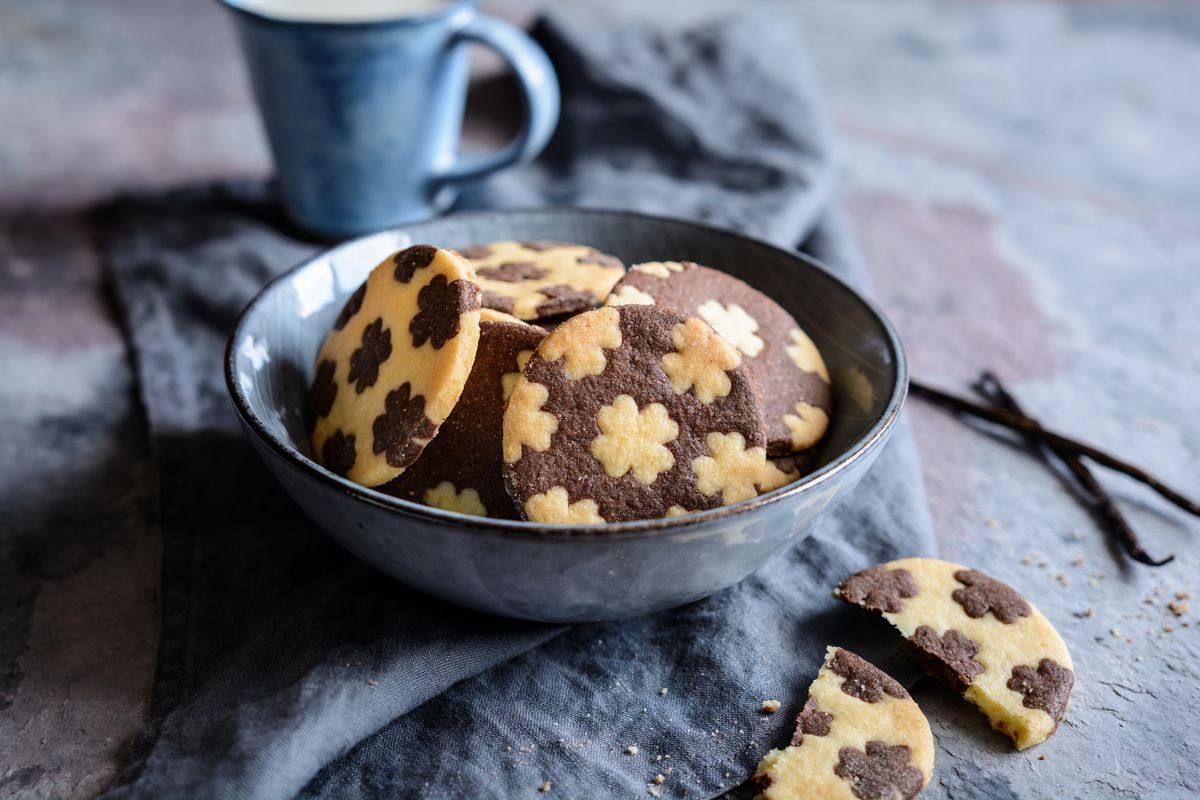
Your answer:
[230,208,903,525]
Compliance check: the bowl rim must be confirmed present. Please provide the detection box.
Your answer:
[224,206,908,539]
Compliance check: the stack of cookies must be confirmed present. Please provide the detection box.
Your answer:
[307,241,832,523]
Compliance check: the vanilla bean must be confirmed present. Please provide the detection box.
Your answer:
[972,372,1173,567]
[909,380,1200,518]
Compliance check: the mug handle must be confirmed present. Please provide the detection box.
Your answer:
[428,16,560,190]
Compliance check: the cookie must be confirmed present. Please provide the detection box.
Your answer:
[605,261,832,455]
[502,304,791,523]
[308,245,481,487]
[753,646,934,800]
[834,558,1074,750]
[381,318,547,518]
[460,240,625,321]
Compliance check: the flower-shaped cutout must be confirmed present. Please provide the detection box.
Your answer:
[590,395,678,484]
[837,565,919,614]
[697,300,764,357]
[423,481,487,517]
[784,401,830,451]
[539,306,623,380]
[524,486,603,524]
[834,741,924,800]
[411,274,477,349]
[632,261,685,278]
[910,626,985,692]
[393,244,437,283]
[693,431,778,504]
[322,430,357,477]
[372,382,437,469]
[952,569,1032,624]
[503,379,558,463]
[606,284,656,307]
[347,318,393,393]
[661,317,741,404]
[785,327,830,382]
[1007,658,1073,722]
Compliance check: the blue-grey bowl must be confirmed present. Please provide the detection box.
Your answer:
[225,208,907,622]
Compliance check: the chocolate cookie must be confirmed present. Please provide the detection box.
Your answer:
[835,558,1074,750]
[502,305,789,523]
[753,646,935,800]
[605,261,832,455]
[381,318,547,518]
[461,240,625,321]
[308,245,481,487]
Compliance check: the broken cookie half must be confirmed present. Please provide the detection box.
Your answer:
[753,646,934,800]
[835,557,1074,751]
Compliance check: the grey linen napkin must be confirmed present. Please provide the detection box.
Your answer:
[98,12,934,800]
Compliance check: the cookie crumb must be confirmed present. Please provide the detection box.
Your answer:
[1177,591,1193,600]
[1070,558,1084,567]
[654,755,662,762]
[538,782,552,793]
[1110,628,1122,638]
[761,699,782,714]
[648,789,661,798]
[366,678,380,686]
[1038,755,1046,761]
[1055,574,1068,587]
[984,517,1000,529]
[652,774,665,784]
[659,687,669,696]
[1073,608,1093,619]
[625,745,639,756]
[1168,600,1190,617]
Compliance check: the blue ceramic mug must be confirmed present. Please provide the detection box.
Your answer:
[222,0,560,238]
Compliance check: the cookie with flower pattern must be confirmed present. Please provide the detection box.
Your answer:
[753,646,935,800]
[460,240,625,321]
[605,261,832,455]
[502,304,793,524]
[835,557,1074,750]
[309,245,481,487]
[382,315,547,518]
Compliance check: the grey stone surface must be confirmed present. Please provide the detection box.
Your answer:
[1,0,1197,798]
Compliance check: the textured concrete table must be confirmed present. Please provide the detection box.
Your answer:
[1,1,1197,798]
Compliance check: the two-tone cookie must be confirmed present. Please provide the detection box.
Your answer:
[753,647,935,800]
[381,314,547,518]
[308,245,481,487]
[460,240,625,321]
[502,305,791,523]
[606,261,832,455]
[835,558,1074,750]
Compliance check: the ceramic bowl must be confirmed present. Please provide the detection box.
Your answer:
[225,208,907,622]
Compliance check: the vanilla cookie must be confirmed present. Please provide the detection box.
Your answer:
[308,245,481,487]
[460,240,625,321]
[835,558,1074,750]
[502,305,789,523]
[753,647,934,800]
[381,318,547,518]
[606,261,831,455]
